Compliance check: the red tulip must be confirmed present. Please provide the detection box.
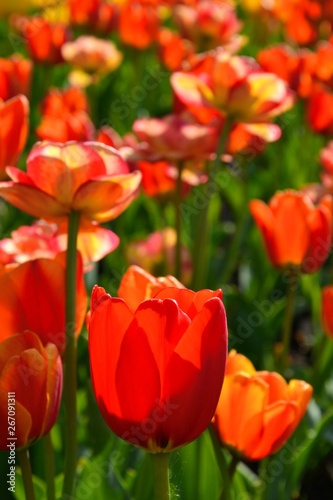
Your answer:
[36,87,95,143]
[20,17,71,64]
[0,141,141,222]
[118,1,159,49]
[0,95,29,179]
[0,55,32,101]
[0,255,87,354]
[0,331,62,450]
[89,284,227,452]
[250,190,332,272]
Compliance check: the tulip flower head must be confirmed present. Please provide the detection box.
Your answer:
[212,350,313,461]
[0,55,32,101]
[171,51,294,128]
[250,190,332,273]
[0,219,119,271]
[36,87,95,143]
[0,331,62,450]
[0,95,29,180]
[0,141,142,223]
[89,283,228,453]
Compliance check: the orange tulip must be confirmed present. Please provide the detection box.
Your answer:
[0,331,62,450]
[118,265,185,313]
[36,87,95,142]
[212,350,313,461]
[250,190,332,273]
[0,95,29,180]
[0,141,142,222]
[0,55,32,101]
[0,219,119,271]
[89,284,227,452]
[322,286,333,338]
[0,254,87,354]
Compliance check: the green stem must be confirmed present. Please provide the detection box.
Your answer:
[208,426,231,500]
[62,211,80,498]
[220,213,250,285]
[312,335,333,394]
[228,455,239,482]
[256,457,269,500]
[175,161,184,281]
[192,118,233,290]
[43,433,55,500]
[18,448,35,500]
[278,269,297,373]
[150,453,171,500]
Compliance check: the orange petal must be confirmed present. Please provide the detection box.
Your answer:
[249,199,278,265]
[0,182,69,220]
[72,171,142,222]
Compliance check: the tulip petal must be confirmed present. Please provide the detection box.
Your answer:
[302,204,332,273]
[164,298,227,448]
[0,95,29,171]
[0,389,32,449]
[271,192,310,266]
[214,372,268,454]
[118,265,156,312]
[0,182,69,220]
[0,259,65,348]
[249,401,298,460]
[250,199,278,266]
[0,348,48,443]
[89,296,134,425]
[73,171,142,221]
[27,142,107,205]
[0,332,43,373]
[225,350,256,376]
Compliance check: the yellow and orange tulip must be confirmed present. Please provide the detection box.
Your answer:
[0,141,141,222]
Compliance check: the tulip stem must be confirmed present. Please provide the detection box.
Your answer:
[279,268,298,373]
[175,161,184,281]
[192,118,233,290]
[150,453,171,500]
[43,433,55,500]
[208,426,231,500]
[228,455,239,481]
[18,448,35,500]
[62,210,80,498]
